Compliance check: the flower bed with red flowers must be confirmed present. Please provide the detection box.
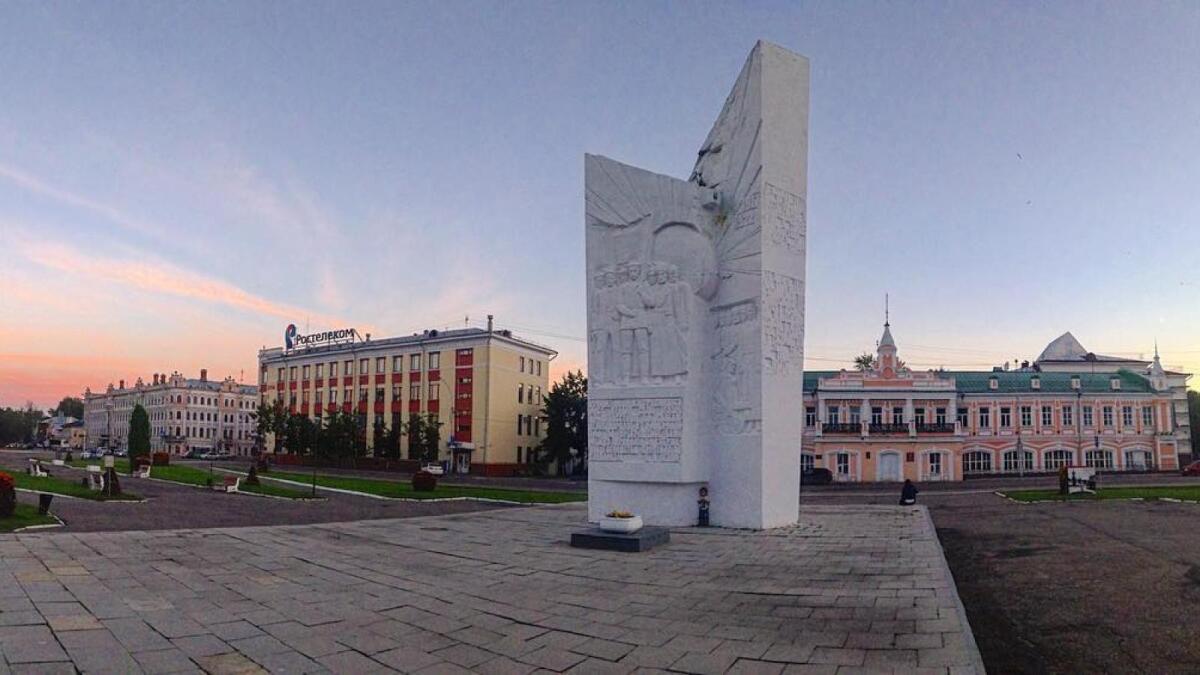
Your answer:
[0,471,15,518]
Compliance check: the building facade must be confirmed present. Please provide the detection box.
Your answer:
[803,324,1192,482]
[83,370,258,456]
[257,319,556,476]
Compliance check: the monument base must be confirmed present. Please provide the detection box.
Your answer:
[570,526,670,553]
[589,479,703,527]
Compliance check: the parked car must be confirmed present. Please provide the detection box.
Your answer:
[184,449,205,459]
[112,448,128,457]
[801,467,833,486]
[421,464,445,476]
[1182,461,1200,476]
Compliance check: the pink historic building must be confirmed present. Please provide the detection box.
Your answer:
[802,323,1192,482]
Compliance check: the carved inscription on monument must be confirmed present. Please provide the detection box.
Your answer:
[763,182,805,254]
[762,271,804,375]
[591,398,684,463]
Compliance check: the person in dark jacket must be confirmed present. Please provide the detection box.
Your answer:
[899,479,918,505]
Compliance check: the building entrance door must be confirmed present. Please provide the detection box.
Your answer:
[879,453,901,482]
[454,453,471,475]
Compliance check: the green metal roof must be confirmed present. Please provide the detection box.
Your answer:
[803,369,1153,394]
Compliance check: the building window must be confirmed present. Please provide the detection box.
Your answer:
[375,387,384,402]
[289,366,297,381]
[428,383,439,401]
[302,365,310,379]
[871,407,883,426]
[805,407,817,427]
[827,406,840,423]
[935,408,947,425]
[344,360,353,375]
[1110,377,1121,391]
[392,385,401,400]
[316,363,323,378]
[1020,406,1032,427]
[359,359,369,375]
[801,453,815,472]
[849,406,861,425]
[836,452,849,476]
[429,352,440,370]
[1062,406,1073,428]
[393,356,403,372]
[517,385,524,404]
[1142,406,1153,428]
[929,453,942,476]
[330,389,337,404]
[410,354,421,370]
[1000,407,1011,428]
[1085,449,1114,468]
[1102,406,1114,427]
[914,408,926,426]
[1044,449,1073,469]
[1083,406,1094,427]
[963,451,992,473]
[1040,406,1052,427]
[376,357,386,374]
[328,361,337,377]
[302,391,309,404]
[1003,450,1033,472]
[410,383,421,400]
[516,414,523,436]
[1122,406,1133,427]
[314,391,322,406]
[892,407,904,425]
[520,357,525,373]
[988,377,998,390]
[956,408,968,428]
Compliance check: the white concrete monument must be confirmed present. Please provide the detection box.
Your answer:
[586,41,808,529]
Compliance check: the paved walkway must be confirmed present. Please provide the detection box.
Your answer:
[0,505,983,674]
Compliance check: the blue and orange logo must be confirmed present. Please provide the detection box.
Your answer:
[285,324,297,350]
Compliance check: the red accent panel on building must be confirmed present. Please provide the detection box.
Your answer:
[391,401,404,413]
[428,399,439,414]
[341,402,351,414]
[327,403,338,413]
[408,399,420,414]
[301,381,310,389]
[375,374,385,384]
[342,377,353,386]
[315,380,323,388]
[456,350,474,367]
[391,373,403,383]
[289,381,297,390]
[276,382,284,390]
[428,370,440,382]
[260,384,268,392]
[359,375,369,385]
[410,371,422,382]
[356,402,367,414]
[328,378,337,388]
[374,402,384,414]
[288,405,296,415]
[300,404,309,415]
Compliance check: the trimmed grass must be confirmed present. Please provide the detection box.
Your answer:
[70,460,311,500]
[263,470,587,503]
[1002,485,1200,503]
[9,470,142,501]
[0,503,58,532]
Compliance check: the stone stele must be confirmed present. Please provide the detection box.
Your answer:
[586,40,808,529]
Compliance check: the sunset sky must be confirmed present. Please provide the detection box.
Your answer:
[2,2,1198,410]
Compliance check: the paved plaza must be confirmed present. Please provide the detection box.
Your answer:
[0,504,983,674]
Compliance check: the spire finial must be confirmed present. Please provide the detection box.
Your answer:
[1155,338,1160,360]
[885,293,889,327]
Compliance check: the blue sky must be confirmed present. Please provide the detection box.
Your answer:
[1,1,1198,408]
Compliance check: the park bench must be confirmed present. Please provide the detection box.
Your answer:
[135,465,151,479]
[27,459,48,478]
[85,465,105,491]
[212,475,240,493]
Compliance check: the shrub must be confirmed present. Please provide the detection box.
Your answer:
[152,452,170,467]
[64,451,73,462]
[245,465,261,486]
[0,472,14,518]
[412,471,438,492]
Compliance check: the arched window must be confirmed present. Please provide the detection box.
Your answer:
[801,453,815,472]
[1085,449,1113,469]
[1044,449,1073,469]
[1003,450,1034,472]
[963,451,992,474]
[1124,449,1152,471]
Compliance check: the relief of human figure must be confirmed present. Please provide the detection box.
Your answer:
[616,262,650,382]
[588,267,619,384]
[640,263,689,381]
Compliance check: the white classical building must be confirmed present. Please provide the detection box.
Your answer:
[83,370,258,456]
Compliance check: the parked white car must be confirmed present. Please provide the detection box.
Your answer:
[421,464,444,476]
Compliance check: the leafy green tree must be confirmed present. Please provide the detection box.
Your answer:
[420,414,442,464]
[380,419,403,460]
[52,396,84,419]
[537,370,587,476]
[128,404,151,464]
[0,404,41,444]
[405,413,424,460]
[317,411,363,460]
[1190,390,1199,458]
[853,353,876,372]
[255,400,288,453]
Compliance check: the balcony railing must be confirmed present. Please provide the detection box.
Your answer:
[868,423,908,434]
[823,422,861,434]
[916,423,955,434]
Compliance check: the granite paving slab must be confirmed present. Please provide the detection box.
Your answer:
[0,504,984,673]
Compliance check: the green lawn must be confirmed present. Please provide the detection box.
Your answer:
[262,470,587,503]
[1002,485,1200,503]
[0,503,58,532]
[69,459,311,499]
[9,470,142,501]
